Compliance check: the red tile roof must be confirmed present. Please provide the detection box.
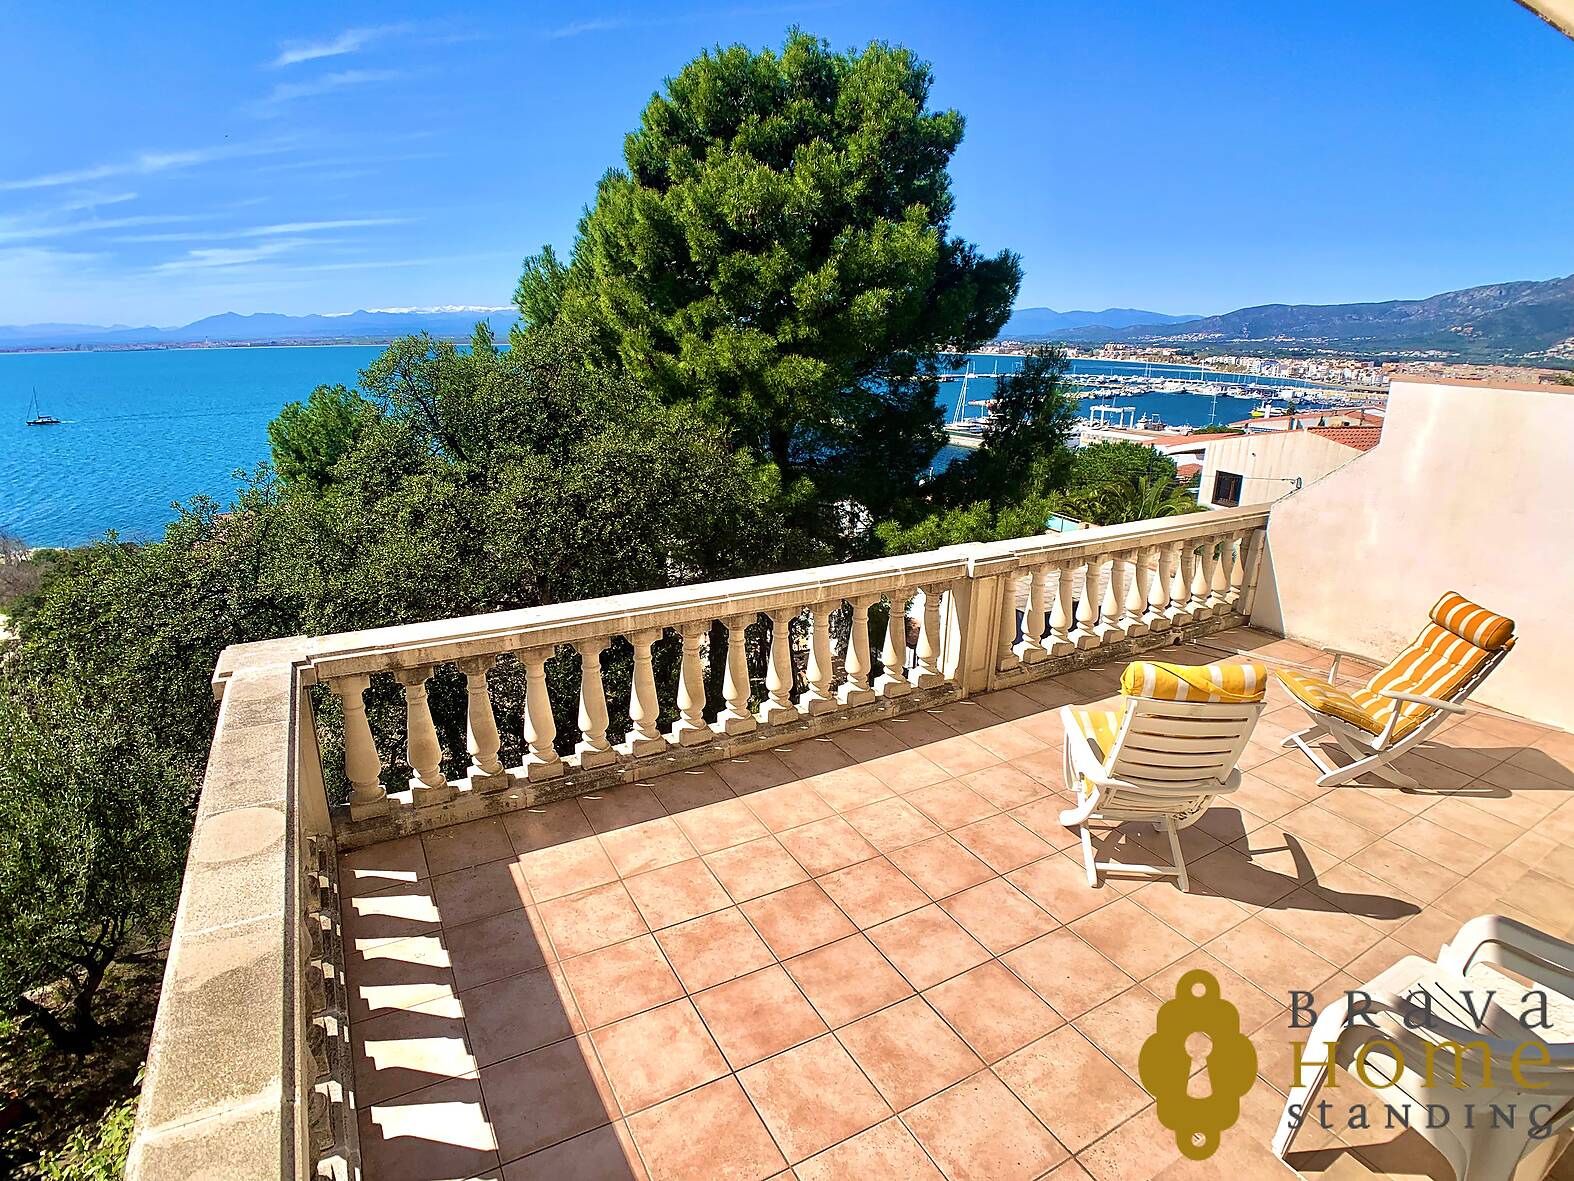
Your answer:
[1176,463,1203,481]
[1307,425,1384,452]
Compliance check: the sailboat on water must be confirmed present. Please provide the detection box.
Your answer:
[26,389,61,426]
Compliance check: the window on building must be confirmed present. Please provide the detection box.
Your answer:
[1213,470,1243,507]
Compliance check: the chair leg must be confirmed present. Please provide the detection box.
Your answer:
[1164,817,1189,892]
[1079,823,1098,887]
[1282,723,1323,750]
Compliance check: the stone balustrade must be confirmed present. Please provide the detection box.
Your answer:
[130,504,1269,1181]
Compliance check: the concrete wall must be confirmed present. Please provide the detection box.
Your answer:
[1251,376,1574,730]
[1198,429,1364,509]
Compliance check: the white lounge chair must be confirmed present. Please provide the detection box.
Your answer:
[1059,659,1267,891]
[1272,914,1574,1181]
[1277,591,1515,790]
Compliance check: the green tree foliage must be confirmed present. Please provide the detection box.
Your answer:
[268,383,378,490]
[523,30,1021,522]
[0,681,192,1053]
[1062,442,1201,525]
[32,1075,140,1181]
[936,345,1079,504]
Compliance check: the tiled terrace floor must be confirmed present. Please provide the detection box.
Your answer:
[338,629,1574,1181]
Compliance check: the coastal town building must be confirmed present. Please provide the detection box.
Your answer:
[1197,421,1383,509]
[125,375,1574,1181]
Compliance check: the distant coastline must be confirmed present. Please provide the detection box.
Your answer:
[0,336,479,357]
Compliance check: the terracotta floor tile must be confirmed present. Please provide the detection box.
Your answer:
[481,1035,618,1163]
[599,816,697,878]
[503,800,595,855]
[1003,929,1136,1020]
[844,796,944,853]
[1008,797,1084,851]
[626,1076,785,1181]
[342,834,428,898]
[463,962,581,1065]
[1128,880,1253,945]
[1070,986,1161,1084]
[1347,839,1464,903]
[579,783,667,833]
[888,834,994,899]
[423,816,517,877]
[1069,898,1195,980]
[777,814,880,876]
[692,964,827,1069]
[783,934,913,1027]
[646,765,734,815]
[774,735,856,779]
[838,996,982,1109]
[938,878,1056,955]
[793,1117,944,1181]
[346,931,457,1024]
[970,718,1049,762]
[358,1073,499,1181]
[591,998,728,1114]
[352,994,476,1106]
[670,796,769,855]
[1141,948,1282,1036]
[1206,915,1341,997]
[703,836,810,902]
[521,837,619,903]
[920,733,1001,778]
[343,878,442,953]
[430,858,532,928]
[925,961,1063,1063]
[538,882,648,960]
[447,907,552,991]
[1076,1106,1180,1181]
[864,747,951,793]
[829,722,907,762]
[960,763,1048,810]
[622,857,731,930]
[884,709,970,750]
[654,906,774,992]
[1257,891,1386,967]
[903,1070,1066,1181]
[818,856,930,928]
[1387,814,1496,875]
[1185,841,1311,909]
[559,933,684,1030]
[501,1121,648,1181]
[1007,853,1117,923]
[741,880,856,959]
[716,751,800,795]
[808,764,894,812]
[907,779,999,829]
[737,1034,892,1163]
[1278,803,1381,861]
[951,813,1055,874]
[866,904,991,990]
[996,1027,1149,1152]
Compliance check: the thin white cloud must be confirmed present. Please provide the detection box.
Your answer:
[0,212,206,245]
[0,142,293,193]
[117,217,412,244]
[271,24,406,67]
[249,69,404,115]
[150,240,310,274]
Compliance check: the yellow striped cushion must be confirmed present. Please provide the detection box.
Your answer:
[1277,670,1383,734]
[1430,592,1514,652]
[1068,707,1126,763]
[1120,660,1268,703]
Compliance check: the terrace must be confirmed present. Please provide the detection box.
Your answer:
[127,377,1574,1181]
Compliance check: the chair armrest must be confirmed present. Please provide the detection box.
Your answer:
[1438,915,1574,1000]
[1058,705,1110,783]
[1376,688,1469,714]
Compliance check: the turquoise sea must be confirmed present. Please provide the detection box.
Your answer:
[0,346,1329,548]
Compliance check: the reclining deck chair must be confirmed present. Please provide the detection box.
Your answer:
[1059,660,1267,891]
[1272,914,1574,1181]
[1277,591,1515,791]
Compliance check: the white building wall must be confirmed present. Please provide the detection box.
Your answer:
[1198,430,1366,509]
[1251,377,1574,731]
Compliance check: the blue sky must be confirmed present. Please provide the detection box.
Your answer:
[1,1,1571,326]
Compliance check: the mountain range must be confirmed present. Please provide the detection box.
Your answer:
[998,307,1202,335]
[0,307,520,350]
[1013,275,1574,363]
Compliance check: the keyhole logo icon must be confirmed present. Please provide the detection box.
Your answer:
[1139,968,1257,1160]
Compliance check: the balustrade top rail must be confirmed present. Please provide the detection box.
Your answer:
[214,505,1271,689]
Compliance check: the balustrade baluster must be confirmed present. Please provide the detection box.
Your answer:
[800,602,837,715]
[1143,545,1171,630]
[572,639,616,768]
[1208,534,1233,611]
[1071,560,1097,649]
[1120,549,1149,637]
[519,647,563,780]
[1191,539,1217,616]
[394,666,452,805]
[875,591,913,697]
[911,584,946,688]
[457,655,508,792]
[1047,563,1074,655]
[996,572,1022,672]
[715,614,759,735]
[1225,530,1249,607]
[1237,527,1264,615]
[333,675,387,819]
[670,622,712,745]
[1015,565,1049,664]
[1166,540,1193,624]
[839,596,877,706]
[1094,555,1125,643]
[619,629,667,756]
[758,608,799,724]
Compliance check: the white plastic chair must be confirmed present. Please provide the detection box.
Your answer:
[1272,915,1574,1181]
